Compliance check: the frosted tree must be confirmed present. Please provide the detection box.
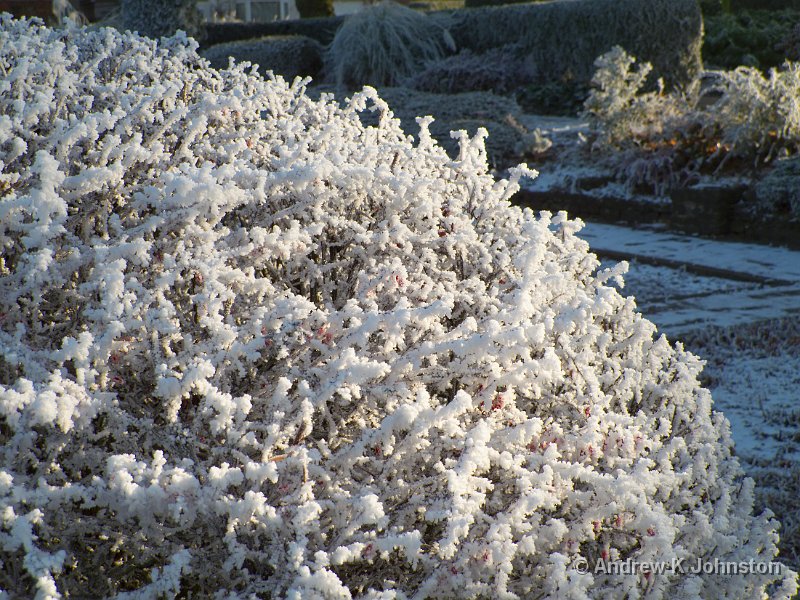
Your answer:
[0,16,797,600]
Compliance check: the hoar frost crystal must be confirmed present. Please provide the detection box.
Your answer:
[0,16,797,600]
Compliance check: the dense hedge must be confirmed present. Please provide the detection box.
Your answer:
[205,0,702,95]
[445,0,703,91]
[203,15,345,49]
[200,34,324,80]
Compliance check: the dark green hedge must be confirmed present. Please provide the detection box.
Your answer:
[446,0,703,90]
[202,16,344,49]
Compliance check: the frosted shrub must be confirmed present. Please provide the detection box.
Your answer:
[751,156,800,219]
[709,63,800,166]
[580,47,697,194]
[0,16,798,599]
[584,47,800,193]
[582,47,682,150]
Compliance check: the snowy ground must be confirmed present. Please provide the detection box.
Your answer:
[708,352,800,463]
[582,222,800,569]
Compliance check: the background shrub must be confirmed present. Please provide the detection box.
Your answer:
[779,22,800,61]
[404,44,534,95]
[203,16,345,49]
[402,42,588,117]
[751,156,800,220]
[582,47,800,194]
[582,47,682,150]
[364,87,549,167]
[730,0,800,10]
[295,0,334,18]
[515,79,591,117]
[463,0,547,7]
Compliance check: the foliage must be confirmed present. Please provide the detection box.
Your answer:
[708,64,800,164]
[463,0,547,7]
[778,22,800,63]
[582,47,800,194]
[698,0,729,16]
[325,1,455,90]
[582,47,679,149]
[703,9,800,70]
[120,0,204,41]
[730,0,800,11]
[1,15,799,600]
[201,35,324,80]
[515,79,590,118]
[404,45,587,117]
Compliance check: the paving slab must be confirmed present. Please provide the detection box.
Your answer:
[642,283,800,335]
[576,222,800,337]
[578,222,800,283]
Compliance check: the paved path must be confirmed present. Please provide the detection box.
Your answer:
[577,222,800,337]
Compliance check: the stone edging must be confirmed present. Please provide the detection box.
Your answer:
[513,186,800,250]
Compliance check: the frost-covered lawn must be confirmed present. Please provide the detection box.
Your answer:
[709,352,800,465]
